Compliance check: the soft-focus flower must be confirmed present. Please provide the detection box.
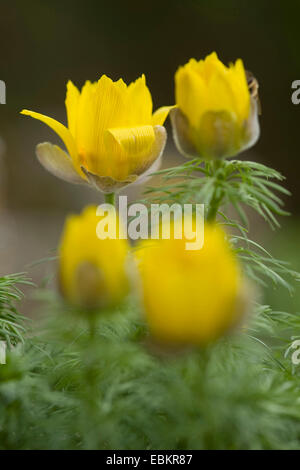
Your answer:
[171,52,260,160]
[137,220,247,346]
[59,206,130,309]
[21,75,172,192]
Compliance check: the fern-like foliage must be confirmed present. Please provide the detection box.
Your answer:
[0,274,30,346]
[145,159,290,228]
[1,159,300,450]
[143,159,299,291]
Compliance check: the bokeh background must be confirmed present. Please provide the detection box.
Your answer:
[0,0,299,313]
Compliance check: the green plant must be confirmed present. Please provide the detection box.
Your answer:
[1,156,300,449]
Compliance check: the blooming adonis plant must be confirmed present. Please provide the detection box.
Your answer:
[171,52,260,160]
[137,219,247,346]
[21,75,172,192]
[3,48,300,451]
[59,206,130,308]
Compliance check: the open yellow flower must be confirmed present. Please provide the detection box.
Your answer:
[171,52,260,160]
[21,75,172,192]
[59,206,130,309]
[137,220,247,346]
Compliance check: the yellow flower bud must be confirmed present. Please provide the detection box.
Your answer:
[137,220,246,346]
[21,75,173,192]
[172,52,260,160]
[59,206,130,309]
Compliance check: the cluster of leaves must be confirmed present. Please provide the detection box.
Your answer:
[144,158,300,291]
[1,158,300,450]
[0,274,30,346]
[145,159,290,227]
[1,296,300,450]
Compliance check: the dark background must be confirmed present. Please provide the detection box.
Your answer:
[0,0,299,310]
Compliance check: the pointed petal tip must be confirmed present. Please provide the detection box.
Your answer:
[66,79,78,90]
[97,74,112,85]
[152,105,176,126]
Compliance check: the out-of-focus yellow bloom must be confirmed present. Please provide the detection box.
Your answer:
[137,220,246,346]
[21,75,172,192]
[59,206,130,309]
[171,52,260,160]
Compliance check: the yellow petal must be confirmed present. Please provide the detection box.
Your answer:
[152,105,175,126]
[127,74,153,125]
[106,125,155,156]
[75,80,98,159]
[65,80,80,138]
[133,125,167,183]
[175,53,251,128]
[137,223,243,346]
[85,75,128,171]
[59,205,130,308]
[105,125,155,180]
[175,67,208,127]
[228,59,250,121]
[114,77,128,93]
[208,71,236,116]
[198,52,227,82]
[21,109,78,164]
[81,126,166,190]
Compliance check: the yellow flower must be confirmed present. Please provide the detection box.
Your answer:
[137,220,246,346]
[21,75,173,192]
[171,52,260,160]
[59,205,130,309]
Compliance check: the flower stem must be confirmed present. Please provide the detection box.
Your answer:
[206,160,225,223]
[207,191,223,222]
[206,200,219,223]
[104,192,115,206]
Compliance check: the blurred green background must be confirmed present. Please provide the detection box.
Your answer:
[0,0,299,312]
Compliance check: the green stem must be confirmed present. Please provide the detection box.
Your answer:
[206,198,220,223]
[206,160,225,223]
[104,192,115,206]
[207,189,224,222]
